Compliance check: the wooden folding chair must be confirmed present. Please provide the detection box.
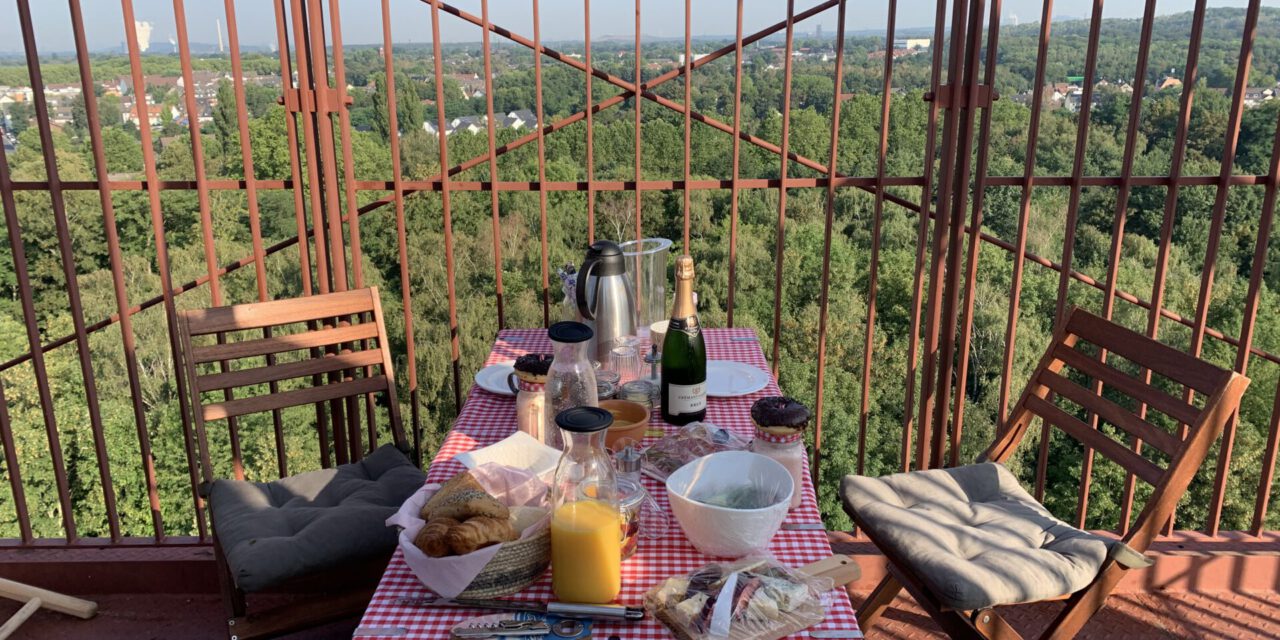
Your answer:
[176,287,424,639]
[842,307,1250,639]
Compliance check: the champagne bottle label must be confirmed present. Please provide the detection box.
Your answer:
[666,381,707,414]
[668,316,700,338]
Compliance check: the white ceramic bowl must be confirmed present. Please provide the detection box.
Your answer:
[665,451,794,557]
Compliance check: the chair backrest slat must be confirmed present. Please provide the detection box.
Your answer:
[1065,309,1225,395]
[190,322,380,364]
[196,350,385,393]
[1038,370,1180,456]
[175,287,406,483]
[184,288,376,335]
[1024,394,1165,486]
[1052,344,1201,426]
[202,375,389,422]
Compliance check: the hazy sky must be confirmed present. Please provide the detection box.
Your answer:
[0,0,1267,56]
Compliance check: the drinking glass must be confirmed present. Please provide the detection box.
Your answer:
[609,345,642,384]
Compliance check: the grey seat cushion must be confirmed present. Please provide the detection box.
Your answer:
[842,462,1141,611]
[210,444,426,592]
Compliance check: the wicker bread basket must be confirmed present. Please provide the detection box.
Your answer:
[458,507,551,597]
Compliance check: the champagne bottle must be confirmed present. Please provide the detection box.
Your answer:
[661,255,707,425]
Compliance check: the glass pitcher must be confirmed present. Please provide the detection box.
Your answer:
[543,322,598,450]
[619,238,672,341]
[550,407,621,604]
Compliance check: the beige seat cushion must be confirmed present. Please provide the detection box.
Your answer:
[842,463,1142,611]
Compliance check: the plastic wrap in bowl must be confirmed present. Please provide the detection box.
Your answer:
[665,451,793,558]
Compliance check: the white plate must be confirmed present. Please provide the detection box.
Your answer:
[474,361,516,396]
[705,360,770,397]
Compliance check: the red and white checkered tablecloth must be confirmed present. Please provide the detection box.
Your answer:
[356,328,860,639]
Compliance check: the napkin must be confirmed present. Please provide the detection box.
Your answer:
[454,431,562,479]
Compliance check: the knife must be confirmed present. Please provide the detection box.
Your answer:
[395,596,645,621]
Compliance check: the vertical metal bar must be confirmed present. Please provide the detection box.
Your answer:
[811,0,848,489]
[1039,0,1104,500]
[584,0,595,244]
[1246,118,1280,537]
[479,0,506,331]
[120,0,208,539]
[929,0,986,468]
[633,0,642,249]
[0,378,30,543]
[682,0,693,252]
[291,0,349,463]
[175,0,247,481]
[1123,0,1206,533]
[383,0,420,462]
[916,0,975,470]
[326,0,375,459]
[303,0,350,294]
[1199,0,1261,536]
[901,0,950,472]
[533,0,551,327]
[70,0,164,538]
[430,0,465,412]
[16,0,114,541]
[725,0,744,329]
[858,0,896,477]
[997,0,1054,430]
[224,0,288,480]
[769,0,796,378]
[949,0,1004,467]
[1074,0,1158,529]
[275,0,332,470]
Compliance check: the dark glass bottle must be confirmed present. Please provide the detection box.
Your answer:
[660,255,707,425]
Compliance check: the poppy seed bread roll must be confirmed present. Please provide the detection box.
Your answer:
[750,396,810,434]
[513,353,553,383]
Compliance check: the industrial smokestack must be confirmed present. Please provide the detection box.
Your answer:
[217,18,224,53]
[135,20,153,52]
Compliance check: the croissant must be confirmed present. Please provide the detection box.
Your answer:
[429,489,510,521]
[446,516,517,555]
[414,517,460,557]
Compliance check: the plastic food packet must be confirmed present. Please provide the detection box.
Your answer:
[644,557,833,640]
[641,422,749,481]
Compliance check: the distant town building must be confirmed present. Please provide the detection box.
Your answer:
[1158,76,1183,91]
[893,38,931,50]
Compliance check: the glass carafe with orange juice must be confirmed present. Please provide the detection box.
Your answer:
[550,407,621,604]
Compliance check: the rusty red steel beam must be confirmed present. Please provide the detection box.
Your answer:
[633,0,642,248]
[859,0,898,477]
[901,0,949,473]
[479,0,506,331]
[1122,0,1208,534]
[949,0,1004,468]
[586,0,596,244]
[16,0,117,542]
[175,0,249,481]
[288,0,333,298]
[0,378,28,543]
[429,0,464,412]
[1077,0,1159,530]
[70,0,164,540]
[916,0,972,471]
[1038,0,1105,502]
[1249,98,1280,538]
[770,0,797,379]
[726,0,744,328]
[380,0,422,465]
[1201,0,1262,537]
[120,0,208,540]
[224,0,289,480]
[682,0,693,252]
[811,0,849,492]
[533,0,551,327]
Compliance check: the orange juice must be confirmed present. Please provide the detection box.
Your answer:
[551,499,621,603]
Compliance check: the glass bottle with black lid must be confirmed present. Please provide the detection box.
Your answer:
[550,407,621,604]
[543,321,598,450]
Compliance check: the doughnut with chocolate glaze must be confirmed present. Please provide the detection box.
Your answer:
[750,396,810,430]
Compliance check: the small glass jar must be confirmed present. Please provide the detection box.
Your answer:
[751,429,806,510]
[618,380,654,411]
[544,322,598,450]
[510,354,551,442]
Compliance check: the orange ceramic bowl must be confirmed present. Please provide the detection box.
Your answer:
[600,399,650,449]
